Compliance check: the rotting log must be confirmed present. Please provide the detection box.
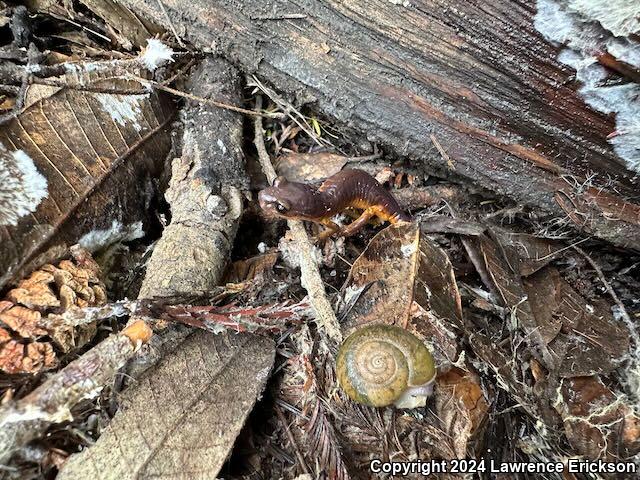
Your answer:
[119,0,640,248]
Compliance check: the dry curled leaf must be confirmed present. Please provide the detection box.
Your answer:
[524,267,629,377]
[0,246,107,374]
[338,222,462,362]
[435,367,491,458]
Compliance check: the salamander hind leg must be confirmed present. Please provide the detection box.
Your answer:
[338,207,378,237]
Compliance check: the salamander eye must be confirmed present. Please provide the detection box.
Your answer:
[276,202,289,212]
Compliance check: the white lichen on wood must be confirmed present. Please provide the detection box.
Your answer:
[567,0,640,37]
[535,0,640,173]
[78,220,145,251]
[0,145,48,227]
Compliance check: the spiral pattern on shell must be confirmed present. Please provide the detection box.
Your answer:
[336,324,436,407]
[351,339,406,387]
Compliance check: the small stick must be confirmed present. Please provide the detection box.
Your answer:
[253,95,342,341]
[430,134,455,170]
[0,321,152,464]
[155,0,186,48]
[573,246,639,345]
[127,74,286,119]
[276,407,311,474]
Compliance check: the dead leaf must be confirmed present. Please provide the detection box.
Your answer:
[462,232,557,369]
[224,252,279,283]
[338,222,463,361]
[337,222,420,333]
[26,0,160,48]
[57,331,275,480]
[490,229,565,276]
[0,60,175,290]
[275,151,349,182]
[555,376,640,460]
[524,267,629,377]
[435,367,491,457]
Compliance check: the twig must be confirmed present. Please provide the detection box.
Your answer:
[430,134,455,170]
[142,299,311,334]
[253,95,342,341]
[30,77,146,95]
[55,16,112,43]
[0,321,152,464]
[159,58,196,86]
[127,74,286,119]
[573,246,639,346]
[249,75,332,148]
[276,407,311,474]
[155,0,185,48]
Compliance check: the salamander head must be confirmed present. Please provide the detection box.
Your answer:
[258,176,321,220]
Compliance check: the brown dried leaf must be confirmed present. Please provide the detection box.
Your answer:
[555,376,640,460]
[224,251,279,283]
[490,229,565,276]
[524,267,629,377]
[275,152,349,182]
[462,232,557,369]
[25,0,159,48]
[0,60,174,290]
[338,222,420,333]
[57,331,275,480]
[434,367,491,457]
[339,222,462,362]
[77,0,158,48]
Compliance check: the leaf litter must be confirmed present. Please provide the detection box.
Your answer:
[0,3,638,480]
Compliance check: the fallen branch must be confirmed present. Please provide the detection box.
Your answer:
[253,95,342,342]
[0,321,152,464]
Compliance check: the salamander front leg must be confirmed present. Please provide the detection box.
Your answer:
[316,219,341,242]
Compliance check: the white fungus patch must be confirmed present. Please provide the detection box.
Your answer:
[78,220,144,252]
[93,93,147,131]
[535,0,640,173]
[400,242,417,257]
[217,139,227,154]
[139,39,175,71]
[0,145,48,226]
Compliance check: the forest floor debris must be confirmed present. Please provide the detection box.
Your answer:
[0,3,639,480]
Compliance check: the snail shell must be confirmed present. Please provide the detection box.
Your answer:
[336,324,436,408]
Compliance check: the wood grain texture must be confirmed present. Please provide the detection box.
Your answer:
[57,331,275,480]
[137,57,247,298]
[120,0,640,248]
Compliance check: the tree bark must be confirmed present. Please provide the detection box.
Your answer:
[121,0,640,248]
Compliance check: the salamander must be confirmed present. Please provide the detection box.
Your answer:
[258,168,411,239]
